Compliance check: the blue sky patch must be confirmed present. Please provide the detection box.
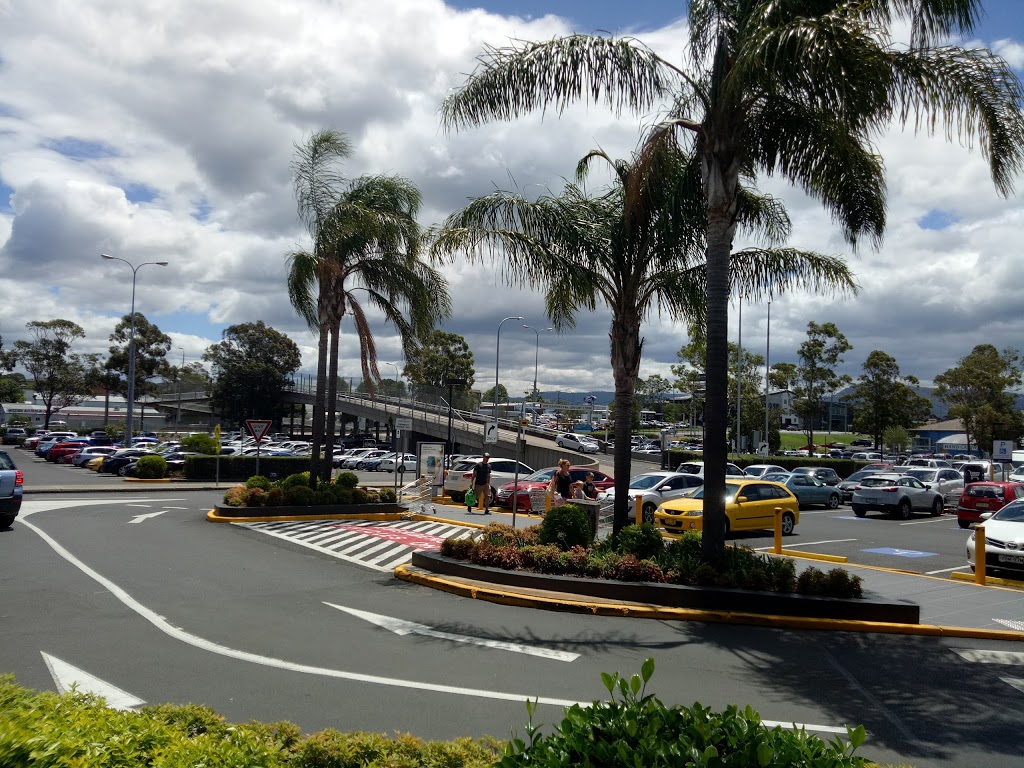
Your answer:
[192,199,212,222]
[917,209,959,231]
[0,181,12,213]
[123,183,157,204]
[862,547,938,558]
[43,136,119,160]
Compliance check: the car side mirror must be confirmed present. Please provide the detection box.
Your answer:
[736,495,747,503]
[980,512,993,520]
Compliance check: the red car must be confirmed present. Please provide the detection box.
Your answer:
[494,466,614,511]
[47,440,91,463]
[956,482,1024,529]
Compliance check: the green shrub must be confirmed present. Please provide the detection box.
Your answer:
[246,488,268,507]
[612,523,664,560]
[284,485,317,506]
[334,488,353,505]
[246,475,272,491]
[223,485,248,507]
[181,433,218,454]
[499,659,868,768]
[798,567,864,599]
[603,554,665,583]
[280,472,311,489]
[538,503,592,550]
[378,487,397,503]
[134,455,167,479]
[351,487,369,504]
[265,487,286,506]
[440,537,476,559]
[335,471,359,489]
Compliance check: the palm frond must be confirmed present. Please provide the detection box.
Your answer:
[291,129,353,237]
[285,250,321,330]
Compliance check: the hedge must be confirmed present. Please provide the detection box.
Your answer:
[666,451,864,478]
[183,455,311,481]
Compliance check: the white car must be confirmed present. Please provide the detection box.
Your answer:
[600,471,705,523]
[966,500,1024,577]
[442,457,534,503]
[378,453,416,473]
[850,473,944,519]
[555,433,600,453]
[743,464,788,478]
[903,467,964,508]
[675,460,746,478]
[340,448,378,469]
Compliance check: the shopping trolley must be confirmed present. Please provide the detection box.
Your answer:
[399,475,435,516]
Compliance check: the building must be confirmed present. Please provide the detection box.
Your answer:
[909,419,977,456]
[0,394,164,431]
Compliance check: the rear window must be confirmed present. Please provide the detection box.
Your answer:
[966,485,1002,498]
[861,478,896,487]
[0,452,14,471]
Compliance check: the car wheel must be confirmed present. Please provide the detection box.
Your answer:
[449,491,465,504]
[118,465,130,476]
[827,493,840,509]
[781,511,796,536]
[897,499,912,520]
[852,505,867,517]
[930,497,943,516]
[958,520,971,529]
[641,502,657,524]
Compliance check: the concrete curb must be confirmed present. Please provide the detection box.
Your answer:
[394,564,1024,641]
[951,571,1024,590]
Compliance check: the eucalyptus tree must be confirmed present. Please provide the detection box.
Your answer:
[432,147,855,533]
[439,0,1024,556]
[13,319,98,428]
[288,143,451,484]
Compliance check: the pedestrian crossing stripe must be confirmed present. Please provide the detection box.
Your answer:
[235,519,478,572]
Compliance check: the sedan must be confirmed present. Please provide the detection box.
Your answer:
[956,482,1024,529]
[599,472,704,523]
[355,449,392,470]
[377,453,417,473]
[743,464,787,478]
[71,446,117,467]
[496,467,614,511]
[656,479,800,537]
[903,467,964,508]
[99,449,154,475]
[783,474,842,509]
[851,474,944,519]
[555,433,600,453]
[966,500,1024,576]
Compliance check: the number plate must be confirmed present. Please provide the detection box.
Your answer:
[976,503,989,509]
[997,554,1024,565]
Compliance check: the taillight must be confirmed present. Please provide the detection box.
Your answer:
[881,487,898,493]
[463,472,473,478]
[14,470,23,486]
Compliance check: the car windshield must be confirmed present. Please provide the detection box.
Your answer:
[992,502,1024,522]
[628,474,669,489]
[677,464,702,474]
[524,469,557,482]
[905,469,937,482]
[686,483,740,502]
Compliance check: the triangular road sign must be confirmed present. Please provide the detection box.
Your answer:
[245,419,273,442]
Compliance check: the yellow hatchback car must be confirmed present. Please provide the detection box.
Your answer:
[654,479,800,538]
[85,455,106,472]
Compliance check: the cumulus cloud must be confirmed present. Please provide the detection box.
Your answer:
[0,0,1021,399]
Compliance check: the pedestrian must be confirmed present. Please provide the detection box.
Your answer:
[571,481,586,500]
[471,452,493,514]
[549,458,573,499]
[582,471,599,499]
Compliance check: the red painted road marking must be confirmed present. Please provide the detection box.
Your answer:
[328,523,446,550]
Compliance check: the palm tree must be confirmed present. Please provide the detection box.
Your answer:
[432,145,856,533]
[439,1,1024,558]
[289,136,452,484]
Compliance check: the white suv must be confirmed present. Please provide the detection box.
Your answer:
[555,433,600,453]
[443,457,535,504]
[675,460,746,478]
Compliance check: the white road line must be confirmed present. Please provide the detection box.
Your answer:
[126,504,152,508]
[755,539,856,551]
[925,566,970,575]
[18,503,849,734]
[1000,677,1024,694]
[42,652,146,710]
[128,511,166,524]
[900,517,952,526]
[163,506,189,510]
[951,648,1024,665]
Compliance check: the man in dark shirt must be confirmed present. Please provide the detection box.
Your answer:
[472,453,493,514]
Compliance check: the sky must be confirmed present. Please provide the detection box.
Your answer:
[1,0,1023,402]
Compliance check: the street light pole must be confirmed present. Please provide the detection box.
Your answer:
[494,316,524,428]
[765,300,771,455]
[385,361,401,497]
[523,324,553,424]
[175,346,185,433]
[101,254,168,447]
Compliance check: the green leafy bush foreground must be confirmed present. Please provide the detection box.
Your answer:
[0,661,892,767]
[440,522,863,599]
[222,472,398,508]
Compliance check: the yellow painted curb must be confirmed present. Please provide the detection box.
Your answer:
[777,549,848,564]
[393,565,1024,642]
[122,477,172,483]
[951,571,1024,590]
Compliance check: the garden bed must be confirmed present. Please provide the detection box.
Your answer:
[411,551,921,624]
[213,503,405,518]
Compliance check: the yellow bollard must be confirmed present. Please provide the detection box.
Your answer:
[773,506,783,555]
[635,494,643,525]
[975,525,986,586]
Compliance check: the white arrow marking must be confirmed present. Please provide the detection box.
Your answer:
[952,648,1024,665]
[127,504,153,508]
[41,652,146,710]
[324,602,580,662]
[1001,677,1024,694]
[128,511,167,524]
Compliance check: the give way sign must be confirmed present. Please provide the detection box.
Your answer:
[245,419,273,443]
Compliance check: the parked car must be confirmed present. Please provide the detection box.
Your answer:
[742,464,788,478]
[35,433,78,457]
[555,433,600,453]
[782,474,842,509]
[0,449,23,528]
[966,499,1024,576]
[443,457,535,504]
[495,466,614,511]
[46,440,92,463]
[99,449,154,475]
[354,449,392,470]
[850,473,944,519]
[2,427,26,445]
[377,453,417,473]
[961,461,1010,484]
[340,448,379,469]
[955,482,1024,529]
[71,446,117,467]
[599,472,705,523]
[675,460,745,478]
[902,467,964,508]
[656,479,800,537]
[790,466,842,486]
[903,457,952,469]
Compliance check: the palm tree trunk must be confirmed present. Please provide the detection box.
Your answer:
[324,317,341,484]
[610,309,643,535]
[701,155,740,563]
[308,319,330,489]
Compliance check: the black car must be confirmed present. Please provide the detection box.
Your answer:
[99,449,152,475]
[0,449,23,527]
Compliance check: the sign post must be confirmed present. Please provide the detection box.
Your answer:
[246,419,273,477]
[213,425,221,488]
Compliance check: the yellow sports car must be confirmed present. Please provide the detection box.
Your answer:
[85,455,106,471]
[654,479,799,537]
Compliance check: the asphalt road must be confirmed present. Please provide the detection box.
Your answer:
[3,489,1023,767]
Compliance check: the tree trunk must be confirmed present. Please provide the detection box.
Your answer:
[324,317,341,484]
[701,152,740,563]
[610,307,643,535]
[308,316,330,490]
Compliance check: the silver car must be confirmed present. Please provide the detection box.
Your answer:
[599,471,704,523]
[851,473,944,519]
[903,467,964,508]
